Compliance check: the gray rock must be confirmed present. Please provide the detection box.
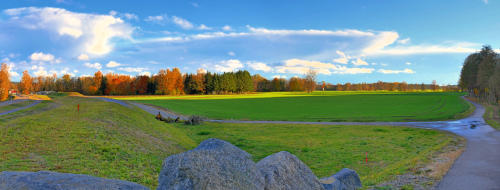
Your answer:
[256,151,325,190]
[157,138,265,190]
[320,168,362,190]
[0,171,149,190]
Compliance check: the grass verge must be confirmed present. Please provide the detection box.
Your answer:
[174,122,461,187]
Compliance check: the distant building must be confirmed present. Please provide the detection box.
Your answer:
[8,89,17,96]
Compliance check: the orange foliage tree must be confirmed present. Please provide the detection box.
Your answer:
[0,63,11,101]
[19,70,32,95]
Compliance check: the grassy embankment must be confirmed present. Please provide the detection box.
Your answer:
[122,91,472,122]
[0,95,196,189]
[1,93,466,188]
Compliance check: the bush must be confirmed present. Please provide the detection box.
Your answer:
[185,115,204,125]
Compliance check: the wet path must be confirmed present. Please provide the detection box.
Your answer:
[101,97,500,190]
[0,100,42,116]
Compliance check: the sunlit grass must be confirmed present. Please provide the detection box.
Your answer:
[125,91,471,122]
[176,122,460,186]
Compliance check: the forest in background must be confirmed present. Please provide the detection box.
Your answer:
[0,62,457,101]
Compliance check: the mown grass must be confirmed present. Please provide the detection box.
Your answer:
[175,122,458,187]
[0,100,34,113]
[128,91,470,122]
[0,96,196,189]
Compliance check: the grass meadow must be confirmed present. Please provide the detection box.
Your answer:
[175,122,461,186]
[0,93,466,188]
[121,91,472,122]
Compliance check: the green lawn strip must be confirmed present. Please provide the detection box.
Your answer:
[175,122,456,187]
[133,92,469,122]
[0,96,196,189]
[0,100,34,113]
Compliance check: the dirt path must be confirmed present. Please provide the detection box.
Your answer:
[100,97,500,190]
[0,100,42,116]
[0,99,28,107]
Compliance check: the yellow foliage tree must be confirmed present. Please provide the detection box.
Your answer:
[0,63,11,101]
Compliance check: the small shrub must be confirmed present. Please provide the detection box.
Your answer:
[184,115,204,125]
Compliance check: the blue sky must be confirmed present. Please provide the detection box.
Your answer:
[1,0,499,84]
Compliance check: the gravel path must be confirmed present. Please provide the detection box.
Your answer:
[100,97,500,190]
[0,100,42,116]
[0,99,28,107]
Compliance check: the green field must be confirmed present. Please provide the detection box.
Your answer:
[123,91,472,122]
[175,122,460,186]
[0,95,463,188]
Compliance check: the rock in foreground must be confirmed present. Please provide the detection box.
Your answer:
[257,151,325,190]
[320,168,362,190]
[0,171,149,190]
[157,138,265,190]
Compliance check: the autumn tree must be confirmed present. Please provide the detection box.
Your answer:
[0,63,10,101]
[19,70,32,95]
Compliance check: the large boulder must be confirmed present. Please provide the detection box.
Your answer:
[0,171,149,190]
[256,151,325,190]
[157,138,265,190]
[320,168,362,190]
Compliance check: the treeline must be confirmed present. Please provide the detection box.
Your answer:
[459,45,500,103]
[320,80,456,92]
[0,62,457,101]
[12,68,256,96]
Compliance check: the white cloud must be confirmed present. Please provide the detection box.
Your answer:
[139,71,151,76]
[351,58,369,66]
[31,65,57,77]
[405,62,412,65]
[214,59,243,72]
[367,44,477,56]
[228,51,236,56]
[198,24,212,30]
[144,15,165,22]
[397,38,410,44]
[276,59,373,75]
[247,26,374,37]
[118,67,146,73]
[172,16,194,29]
[272,75,287,79]
[332,51,349,64]
[30,52,55,62]
[106,61,121,68]
[77,53,89,61]
[483,0,488,4]
[191,2,199,7]
[222,25,232,31]
[378,68,415,74]
[197,68,207,74]
[123,13,138,20]
[84,62,102,70]
[247,61,272,72]
[362,31,399,54]
[4,7,134,55]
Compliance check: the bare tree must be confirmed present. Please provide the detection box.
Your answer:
[304,69,317,93]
